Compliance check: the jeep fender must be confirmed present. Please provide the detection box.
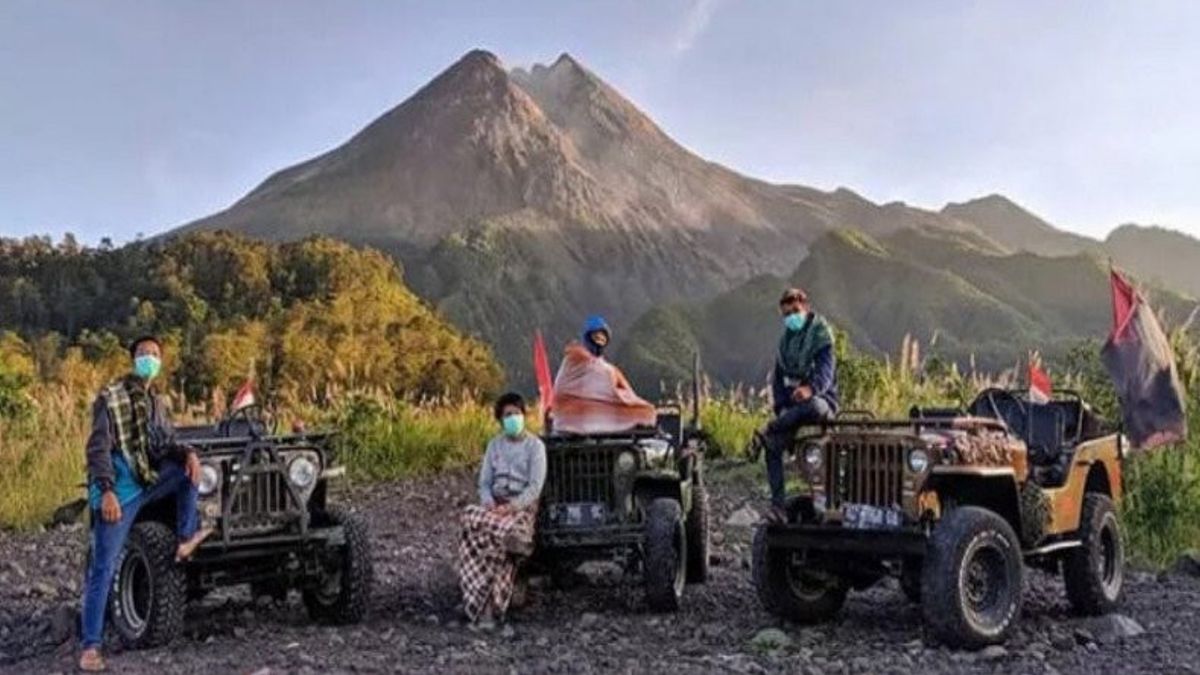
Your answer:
[927,469,1022,537]
[635,476,689,514]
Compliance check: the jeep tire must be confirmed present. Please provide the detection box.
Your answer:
[303,507,373,624]
[685,482,710,584]
[110,521,187,649]
[752,525,848,623]
[643,498,686,612]
[1063,493,1124,615]
[921,507,1023,649]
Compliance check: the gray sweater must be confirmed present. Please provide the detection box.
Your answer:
[478,432,547,510]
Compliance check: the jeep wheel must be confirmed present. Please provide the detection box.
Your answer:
[752,525,847,623]
[685,482,710,584]
[110,521,187,649]
[303,507,373,624]
[643,498,686,612]
[921,507,1023,649]
[1063,493,1124,615]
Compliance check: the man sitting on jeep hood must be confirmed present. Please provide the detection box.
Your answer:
[550,315,657,434]
[78,335,213,672]
[758,288,839,522]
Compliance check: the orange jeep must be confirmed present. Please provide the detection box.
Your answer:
[752,388,1125,648]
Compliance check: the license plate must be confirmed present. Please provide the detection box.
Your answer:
[554,502,608,527]
[843,503,903,530]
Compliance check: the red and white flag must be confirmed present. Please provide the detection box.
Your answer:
[1028,361,1052,404]
[231,379,256,412]
[533,331,554,419]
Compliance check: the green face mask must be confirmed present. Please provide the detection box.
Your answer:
[133,355,161,381]
[501,413,525,437]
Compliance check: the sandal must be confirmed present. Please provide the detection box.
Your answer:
[175,527,214,562]
[79,648,106,672]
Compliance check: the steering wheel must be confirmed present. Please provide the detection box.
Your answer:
[219,404,271,438]
[970,387,1028,436]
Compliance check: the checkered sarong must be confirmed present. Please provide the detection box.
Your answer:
[458,504,535,621]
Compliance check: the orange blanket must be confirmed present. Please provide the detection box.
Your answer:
[551,342,656,434]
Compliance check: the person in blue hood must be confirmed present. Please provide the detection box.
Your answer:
[759,287,839,523]
[581,314,612,358]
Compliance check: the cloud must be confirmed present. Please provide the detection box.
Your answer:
[672,0,720,56]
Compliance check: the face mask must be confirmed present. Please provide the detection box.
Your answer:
[133,355,161,381]
[501,413,525,437]
[783,311,808,333]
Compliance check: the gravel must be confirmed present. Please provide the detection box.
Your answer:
[3,460,1200,674]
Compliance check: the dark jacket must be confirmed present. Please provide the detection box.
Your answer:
[85,386,186,490]
[772,320,840,416]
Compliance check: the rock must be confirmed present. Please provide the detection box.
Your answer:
[1086,614,1145,644]
[233,627,247,639]
[981,645,1008,660]
[47,604,76,644]
[1051,632,1075,651]
[1172,550,1200,577]
[725,505,760,528]
[749,627,793,652]
[578,612,600,628]
[1073,628,1096,646]
[501,625,515,639]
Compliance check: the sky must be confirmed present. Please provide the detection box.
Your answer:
[2,1,1199,244]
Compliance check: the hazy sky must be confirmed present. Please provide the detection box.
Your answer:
[2,1,1198,243]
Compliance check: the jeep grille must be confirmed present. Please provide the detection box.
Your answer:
[824,440,906,510]
[224,460,299,535]
[545,446,619,506]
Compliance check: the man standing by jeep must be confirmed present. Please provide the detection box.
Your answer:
[759,288,839,522]
[78,335,210,672]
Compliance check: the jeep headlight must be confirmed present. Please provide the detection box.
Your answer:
[636,439,671,468]
[908,448,930,473]
[803,444,823,471]
[288,456,317,487]
[616,451,637,473]
[198,463,220,496]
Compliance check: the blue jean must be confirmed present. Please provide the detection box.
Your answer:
[764,397,833,507]
[80,461,198,648]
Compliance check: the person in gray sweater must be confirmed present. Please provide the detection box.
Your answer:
[459,393,547,624]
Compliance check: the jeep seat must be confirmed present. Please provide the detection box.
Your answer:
[1026,404,1065,465]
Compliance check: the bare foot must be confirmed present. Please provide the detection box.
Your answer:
[79,647,106,672]
[175,527,214,561]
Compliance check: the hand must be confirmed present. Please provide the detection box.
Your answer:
[185,451,202,486]
[491,502,512,515]
[100,491,122,523]
[792,385,813,402]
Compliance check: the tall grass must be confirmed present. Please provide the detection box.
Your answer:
[0,386,90,528]
[326,393,498,481]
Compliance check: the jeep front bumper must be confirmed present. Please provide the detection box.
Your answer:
[765,523,927,558]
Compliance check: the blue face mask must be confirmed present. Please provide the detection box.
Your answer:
[501,413,525,437]
[783,311,808,332]
[133,355,161,381]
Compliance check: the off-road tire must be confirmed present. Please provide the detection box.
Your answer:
[1063,493,1124,615]
[110,521,187,649]
[303,507,373,624]
[685,482,710,584]
[899,558,922,603]
[921,507,1023,649]
[752,525,848,623]
[643,498,686,612]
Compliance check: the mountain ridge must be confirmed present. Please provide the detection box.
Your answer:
[171,49,1200,383]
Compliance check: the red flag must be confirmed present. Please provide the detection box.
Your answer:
[1101,268,1188,449]
[231,379,256,412]
[1028,362,1052,404]
[533,331,554,417]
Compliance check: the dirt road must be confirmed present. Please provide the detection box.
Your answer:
[3,462,1198,674]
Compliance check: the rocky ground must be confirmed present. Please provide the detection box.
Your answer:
[3,460,1199,674]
